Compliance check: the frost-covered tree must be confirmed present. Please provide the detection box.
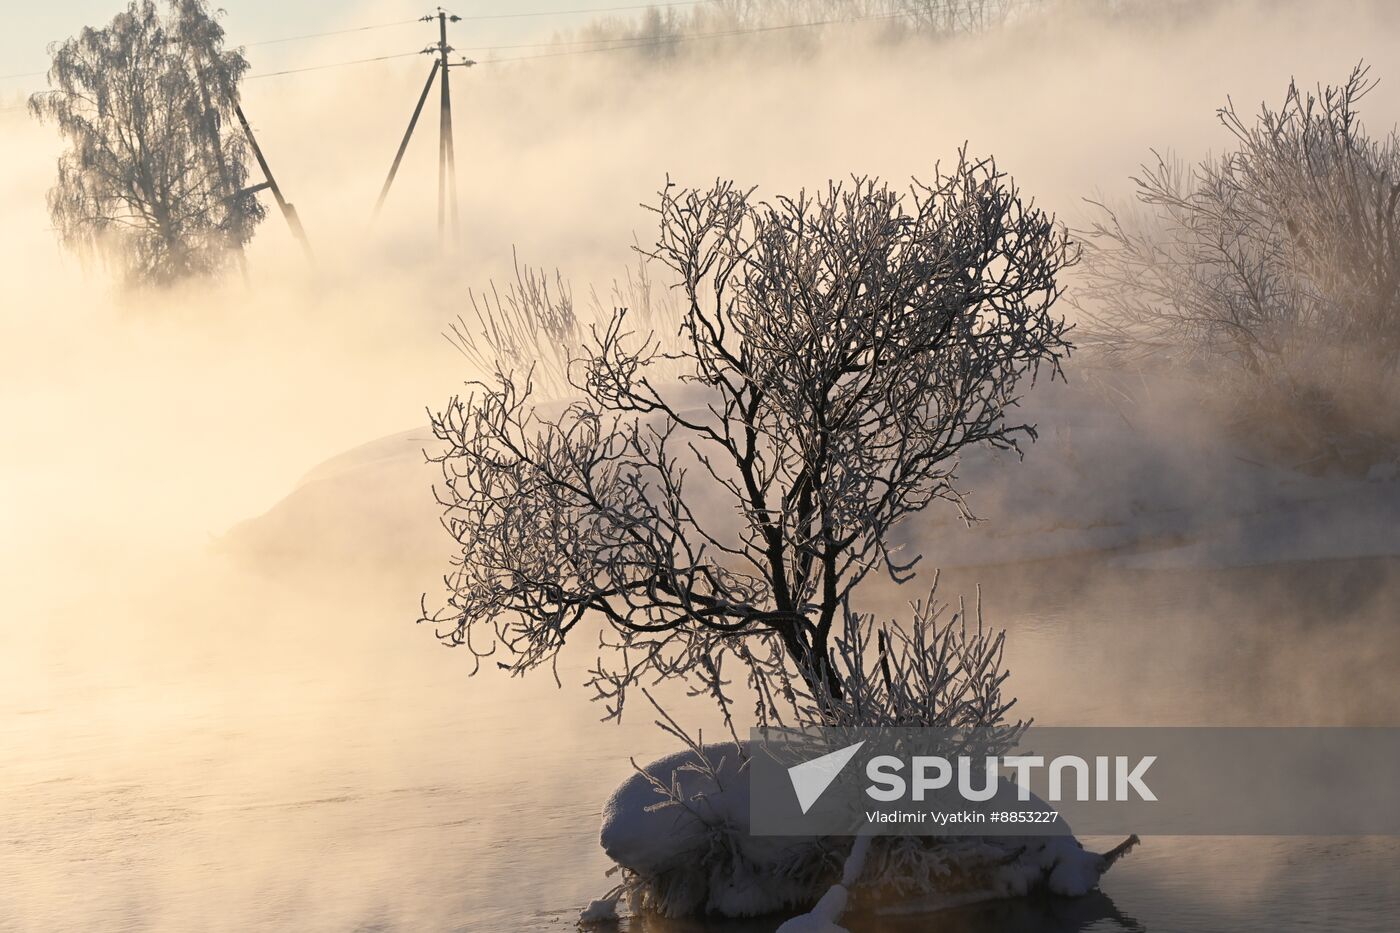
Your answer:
[1078,64,1400,466]
[29,0,264,286]
[426,155,1074,718]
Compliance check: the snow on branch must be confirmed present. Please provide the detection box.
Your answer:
[423,154,1074,719]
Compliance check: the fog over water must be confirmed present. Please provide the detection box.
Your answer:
[4,1,1400,929]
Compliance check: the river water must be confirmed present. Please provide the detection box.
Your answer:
[4,536,1399,932]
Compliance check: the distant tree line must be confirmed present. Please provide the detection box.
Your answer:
[570,0,1028,59]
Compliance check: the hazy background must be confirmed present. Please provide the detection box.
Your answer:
[4,1,1400,930]
[7,0,1400,546]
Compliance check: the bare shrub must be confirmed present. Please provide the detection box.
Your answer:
[424,154,1073,719]
[784,581,1023,735]
[446,254,581,399]
[608,582,1028,917]
[1078,64,1400,469]
[446,249,682,399]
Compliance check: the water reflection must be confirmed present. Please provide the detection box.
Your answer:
[624,891,1141,932]
[863,891,1143,933]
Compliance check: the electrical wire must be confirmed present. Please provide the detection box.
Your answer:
[4,0,1041,85]
[454,1,719,22]
[240,8,914,78]
[245,50,426,80]
[244,18,422,47]
[236,2,722,48]
[475,8,912,63]
[464,0,1046,63]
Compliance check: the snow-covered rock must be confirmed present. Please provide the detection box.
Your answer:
[599,742,829,918]
[598,744,1135,923]
[577,895,620,925]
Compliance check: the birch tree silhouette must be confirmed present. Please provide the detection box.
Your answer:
[29,0,264,286]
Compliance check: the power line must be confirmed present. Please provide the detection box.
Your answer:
[456,1,717,22]
[244,18,421,48]
[457,16,802,54]
[216,3,721,80]
[5,1,1043,87]
[235,2,721,49]
[2,0,1028,82]
[245,50,425,80]
[454,32,690,53]
[466,0,1048,62]
[0,6,714,78]
[240,8,911,79]
[476,8,912,63]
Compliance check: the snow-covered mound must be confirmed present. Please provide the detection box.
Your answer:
[888,372,1400,570]
[599,742,829,918]
[596,743,1134,924]
[220,427,445,572]
[223,373,1400,572]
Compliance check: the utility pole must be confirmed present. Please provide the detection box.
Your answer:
[183,34,313,267]
[233,103,314,262]
[435,8,460,245]
[374,59,439,217]
[373,8,474,250]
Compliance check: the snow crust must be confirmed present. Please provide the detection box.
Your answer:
[577,896,619,924]
[600,744,1126,922]
[599,742,825,917]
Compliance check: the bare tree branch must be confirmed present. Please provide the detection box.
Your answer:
[425,156,1074,718]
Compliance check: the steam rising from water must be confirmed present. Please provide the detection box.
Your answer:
[4,2,1400,929]
[8,0,1400,547]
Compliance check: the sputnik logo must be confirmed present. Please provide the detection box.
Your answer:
[787,741,865,814]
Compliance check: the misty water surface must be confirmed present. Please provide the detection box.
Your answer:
[4,547,1398,932]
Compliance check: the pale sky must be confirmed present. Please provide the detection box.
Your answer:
[0,0,681,93]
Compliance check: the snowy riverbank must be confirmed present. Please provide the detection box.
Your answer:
[224,370,1400,574]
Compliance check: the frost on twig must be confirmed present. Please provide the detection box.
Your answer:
[446,247,684,400]
[423,159,1073,719]
[1077,62,1400,469]
[596,581,1058,920]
